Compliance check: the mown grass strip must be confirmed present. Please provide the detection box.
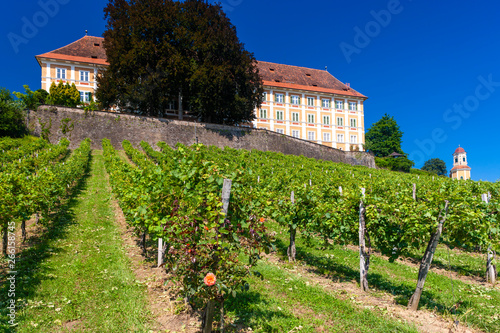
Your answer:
[223,258,418,332]
[12,151,150,332]
[270,225,500,332]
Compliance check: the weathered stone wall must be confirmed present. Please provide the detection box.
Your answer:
[29,105,375,168]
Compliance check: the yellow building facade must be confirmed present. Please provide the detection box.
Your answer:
[450,146,471,180]
[35,37,367,150]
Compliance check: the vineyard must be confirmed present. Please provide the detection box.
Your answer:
[1,137,499,332]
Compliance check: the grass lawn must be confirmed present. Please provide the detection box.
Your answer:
[1,151,151,332]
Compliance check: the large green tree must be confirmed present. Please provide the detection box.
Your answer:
[365,114,404,157]
[0,88,27,137]
[97,0,263,125]
[421,158,447,176]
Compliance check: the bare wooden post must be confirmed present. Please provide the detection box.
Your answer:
[412,183,416,201]
[359,188,370,291]
[288,191,296,262]
[203,179,232,333]
[482,194,497,284]
[157,238,164,267]
[408,200,449,311]
[339,186,343,196]
[309,179,312,186]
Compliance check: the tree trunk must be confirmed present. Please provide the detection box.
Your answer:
[486,246,497,284]
[2,224,7,256]
[288,226,297,262]
[141,231,147,254]
[21,219,26,243]
[408,200,449,311]
[359,198,370,291]
[202,299,216,333]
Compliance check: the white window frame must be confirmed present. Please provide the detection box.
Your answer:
[263,92,267,101]
[307,114,315,124]
[56,68,66,79]
[350,118,357,127]
[292,130,300,138]
[291,95,300,105]
[323,115,330,125]
[276,128,284,134]
[322,99,330,108]
[79,91,91,103]
[350,135,357,144]
[336,100,344,109]
[80,70,89,82]
[337,134,344,143]
[349,101,357,111]
[275,93,284,103]
[292,112,299,122]
[276,110,284,120]
[307,97,315,106]
[337,117,344,126]
[259,109,267,119]
[323,132,330,142]
[308,131,315,141]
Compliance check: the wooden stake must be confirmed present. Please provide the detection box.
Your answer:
[413,183,416,201]
[408,201,449,311]
[288,191,296,262]
[483,194,497,284]
[359,188,369,291]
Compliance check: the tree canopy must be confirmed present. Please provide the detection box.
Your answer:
[365,114,404,157]
[421,158,447,176]
[0,88,27,137]
[97,0,263,125]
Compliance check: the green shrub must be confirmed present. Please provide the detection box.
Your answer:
[375,156,415,173]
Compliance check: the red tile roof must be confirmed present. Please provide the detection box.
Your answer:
[36,36,108,66]
[453,147,466,154]
[450,165,471,171]
[35,38,366,99]
[257,61,367,98]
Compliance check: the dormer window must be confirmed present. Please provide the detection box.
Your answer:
[91,56,97,59]
[94,43,100,47]
[269,68,275,71]
[305,73,311,77]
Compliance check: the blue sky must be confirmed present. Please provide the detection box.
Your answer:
[1,0,499,181]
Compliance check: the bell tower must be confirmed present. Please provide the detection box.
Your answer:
[450,146,471,180]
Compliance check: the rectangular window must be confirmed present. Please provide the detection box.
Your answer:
[79,91,91,102]
[263,92,267,101]
[56,68,66,79]
[322,99,330,108]
[349,102,357,111]
[337,117,343,126]
[307,97,315,106]
[291,95,300,105]
[167,101,176,110]
[350,135,357,144]
[323,132,330,142]
[292,130,300,138]
[323,115,330,125]
[308,131,315,140]
[350,118,357,127]
[276,110,284,120]
[292,112,299,122]
[307,114,315,124]
[275,93,284,103]
[336,100,344,109]
[80,70,89,82]
[276,128,284,134]
[337,134,344,143]
[260,109,267,119]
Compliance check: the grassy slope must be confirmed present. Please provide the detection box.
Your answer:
[268,226,500,332]
[12,151,151,332]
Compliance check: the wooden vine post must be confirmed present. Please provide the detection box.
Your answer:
[359,187,370,291]
[203,178,232,333]
[408,200,449,311]
[482,194,497,284]
[287,191,297,262]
